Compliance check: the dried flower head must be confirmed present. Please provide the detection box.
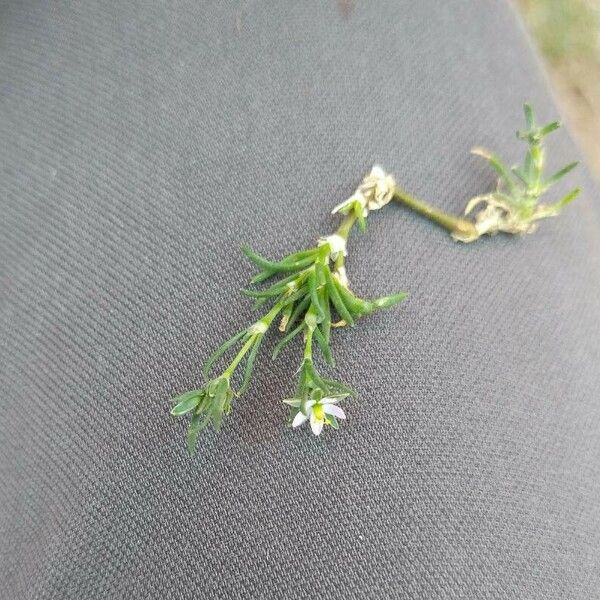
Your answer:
[332,165,396,230]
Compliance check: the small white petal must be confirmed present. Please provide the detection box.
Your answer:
[304,399,316,411]
[323,404,346,419]
[320,397,339,405]
[292,412,309,428]
[283,398,301,407]
[320,394,348,404]
[310,413,324,435]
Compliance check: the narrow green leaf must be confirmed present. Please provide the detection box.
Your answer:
[319,286,331,343]
[170,392,202,416]
[250,269,276,285]
[170,389,203,404]
[280,248,319,264]
[539,120,560,137]
[544,162,578,187]
[242,247,283,271]
[524,103,535,129]
[524,149,534,182]
[283,398,301,407]
[245,271,303,298]
[327,415,339,430]
[323,268,354,326]
[296,362,310,394]
[242,283,289,299]
[370,291,408,311]
[252,297,269,311]
[238,336,262,394]
[243,247,316,273]
[556,187,581,209]
[321,377,356,398]
[303,360,327,389]
[331,278,367,315]
[315,262,327,287]
[223,390,234,415]
[280,286,308,309]
[203,329,247,378]
[304,305,318,331]
[285,294,311,332]
[486,153,516,194]
[284,255,322,272]
[355,203,367,232]
[210,379,229,431]
[308,269,325,322]
[186,412,210,455]
[272,323,304,359]
[511,166,529,186]
[313,325,334,366]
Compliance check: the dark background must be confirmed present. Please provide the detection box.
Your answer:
[1,2,599,598]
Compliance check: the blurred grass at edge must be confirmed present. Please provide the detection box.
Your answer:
[516,0,600,177]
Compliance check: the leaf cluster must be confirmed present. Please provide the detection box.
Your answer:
[465,103,580,236]
[171,235,407,453]
[170,376,234,454]
[242,244,407,367]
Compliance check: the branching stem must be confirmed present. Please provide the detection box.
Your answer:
[224,301,284,377]
[224,334,257,377]
[392,185,478,240]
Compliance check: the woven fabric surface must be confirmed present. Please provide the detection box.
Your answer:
[1,1,600,598]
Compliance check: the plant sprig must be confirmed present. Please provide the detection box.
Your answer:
[458,103,580,241]
[170,168,406,453]
[243,212,406,437]
[390,103,581,242]
[169,103,581,455]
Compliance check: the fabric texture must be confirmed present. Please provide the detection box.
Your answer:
[1,1,600,598]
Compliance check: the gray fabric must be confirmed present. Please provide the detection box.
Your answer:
[1,1,600,598]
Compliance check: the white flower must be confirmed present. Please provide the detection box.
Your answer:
[284,395,347,435]
[331,165,396,218]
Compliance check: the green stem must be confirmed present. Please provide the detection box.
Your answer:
[335,211,358,241]
[334,211,358,272]
[303,327,314,361]
[224,334,257,377]
[260,301,286,328]
[392,185,478,241]
[224,301,285,377]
